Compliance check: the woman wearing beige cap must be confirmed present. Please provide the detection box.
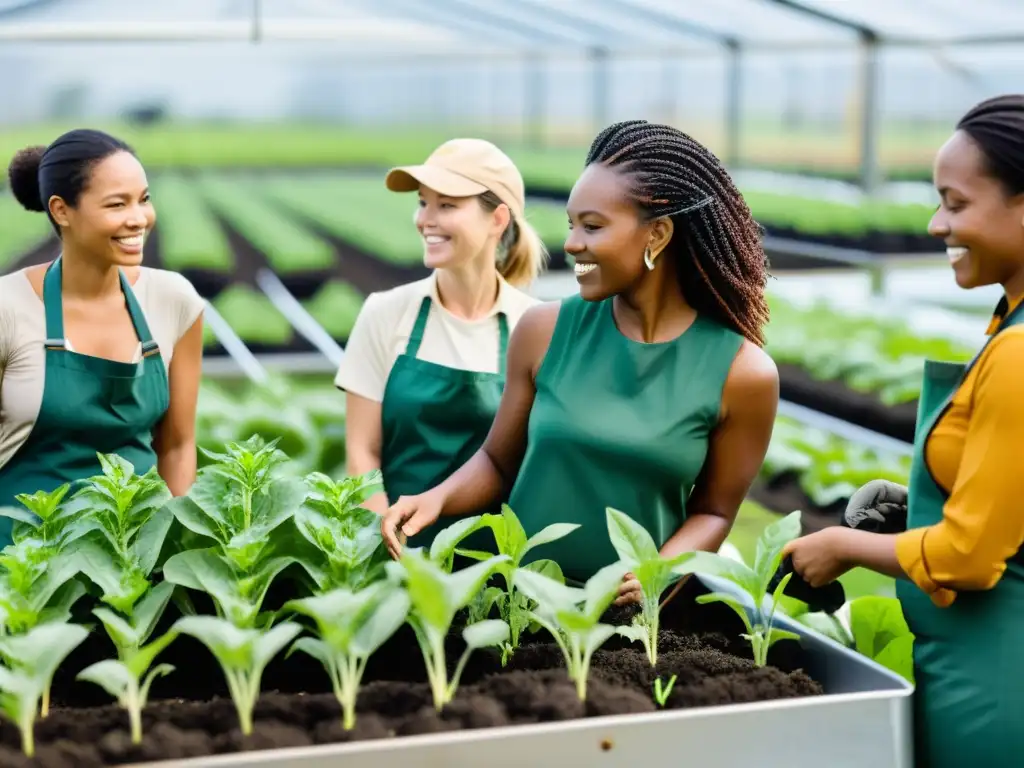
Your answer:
[335,138,547,552]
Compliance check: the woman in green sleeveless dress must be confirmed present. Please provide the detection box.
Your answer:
[782,95,1024,768]
[0,129,205,548]
[381,120,780,598]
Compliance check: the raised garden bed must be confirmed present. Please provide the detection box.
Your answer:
[0,443,912,768]
[0,574,912,768]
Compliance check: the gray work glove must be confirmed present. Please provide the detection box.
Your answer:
[844,479,908,534]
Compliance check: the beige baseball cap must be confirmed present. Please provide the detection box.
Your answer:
[385,138,525,219]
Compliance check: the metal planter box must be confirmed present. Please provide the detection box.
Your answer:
[133,575,914,768]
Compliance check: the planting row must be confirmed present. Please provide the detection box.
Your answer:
[0,434,913,765]
[195,377,910,533]
[1,166,939,278]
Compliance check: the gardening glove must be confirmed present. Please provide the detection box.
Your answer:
[844,479,908,534]
[769,554,846,615]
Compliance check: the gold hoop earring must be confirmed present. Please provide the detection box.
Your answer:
[644,246,655,271]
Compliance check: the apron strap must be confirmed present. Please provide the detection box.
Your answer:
[42,257,66,348]
[497,312,509,377]
[119,270,159,353]
[404,297,433,358]
[41,256,159,355]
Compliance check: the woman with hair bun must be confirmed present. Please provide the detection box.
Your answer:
[0,129,205,545]
[337,138,546,552]
[782,94,1024,767]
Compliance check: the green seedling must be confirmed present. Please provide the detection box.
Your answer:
[653,674,676,708]
[0,622,88,756]
[164,437,305,627]
[604,508,694,665]
[173,615,302,735]
[514,561,627,700]
[386,549,510,710]
[457,504,579,664]
[673,511,803,666]
[292,470,388,591]
[285,581,410,730]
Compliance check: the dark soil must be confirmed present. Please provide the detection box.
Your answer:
[778,362,918,443]
[0,578,822,767]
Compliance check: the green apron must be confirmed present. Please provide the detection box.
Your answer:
[509,294,743,583]
[0,258,170,547]
[379,295,508,552]
[897,295,1024,768]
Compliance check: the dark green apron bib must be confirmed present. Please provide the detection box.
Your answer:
[0,258,170,547]
[897,296,1024,768]
[379,296,508,552]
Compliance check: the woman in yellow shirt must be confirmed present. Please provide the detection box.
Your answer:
[782,94,1024,768]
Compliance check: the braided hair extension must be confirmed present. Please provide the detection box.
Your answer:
[585,119,771,346]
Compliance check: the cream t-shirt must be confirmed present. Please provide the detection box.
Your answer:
[0,267,206,471]
[336,273,540,402]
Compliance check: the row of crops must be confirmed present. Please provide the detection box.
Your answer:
[0,160,968,444]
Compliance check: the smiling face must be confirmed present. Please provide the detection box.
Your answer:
[415,185,509,271]
[565,163,671,301]
[49,150,154,268]
[930,130,1024,292]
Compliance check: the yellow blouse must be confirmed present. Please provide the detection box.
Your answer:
[895,294,1024,607]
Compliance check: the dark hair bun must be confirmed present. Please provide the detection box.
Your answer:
[7,146,46,212]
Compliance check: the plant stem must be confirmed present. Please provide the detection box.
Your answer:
[242,487,253,530]
[40,684,49,718]
[20,714,33,757]
[129,698,142,744]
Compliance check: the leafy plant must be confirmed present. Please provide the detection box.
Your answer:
[385,549,510,710]
[77,650,176,744]
[173,615,302,735]
[0,622,89,756]
[673,512,803,666]
[513,561,628,700]
[604,508,693,665]
[456,504,579,663]
[653,674,676,707]
[284,581,409,730]
[163,437,305,627]
[291,470,387,591]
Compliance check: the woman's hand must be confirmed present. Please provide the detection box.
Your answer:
[614,572,643,606]
[780,527,855,588]
[381,491,444,559]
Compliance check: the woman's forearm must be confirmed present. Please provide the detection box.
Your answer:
[658,512,734,560]
[347,450,388,516]
[435,449,506,518]
[844,530,908,580]
[157,442,197,497]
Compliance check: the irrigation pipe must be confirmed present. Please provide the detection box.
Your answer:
[776,399,912,457]
[202,301,269,384]
[255,269,345,367]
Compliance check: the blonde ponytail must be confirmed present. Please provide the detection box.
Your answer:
[477,191,549,288]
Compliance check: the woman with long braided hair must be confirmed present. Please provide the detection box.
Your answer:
[381,120,779,597]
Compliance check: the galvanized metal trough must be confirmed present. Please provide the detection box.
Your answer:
[131,575,915,768]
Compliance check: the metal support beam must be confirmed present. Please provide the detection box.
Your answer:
[725,40,743,167]
[858,33,882,196]
[590,46,611,132]
[524,54,546,148]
